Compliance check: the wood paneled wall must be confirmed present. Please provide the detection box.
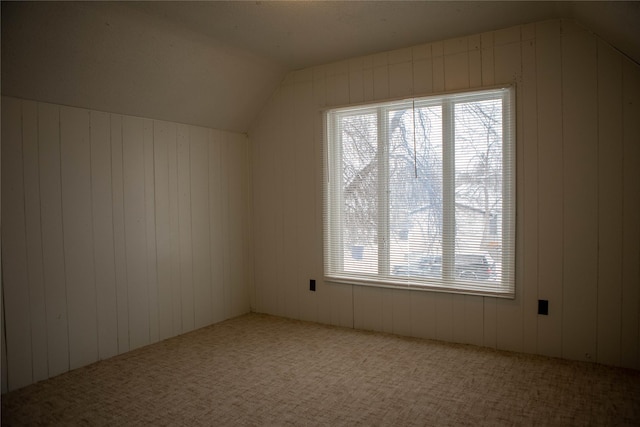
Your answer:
[1,98,252,392]
[249,20,640,369]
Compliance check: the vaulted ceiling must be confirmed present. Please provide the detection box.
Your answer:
[2,1,639,133]
[125,1,640,70]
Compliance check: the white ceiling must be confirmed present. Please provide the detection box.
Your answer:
[2,1,639,133]
[125,1,640,69]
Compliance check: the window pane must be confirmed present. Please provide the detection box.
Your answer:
[389,105,443,280]
[325,87,514,298]
[454,99,503,282]
[341,113,378,274]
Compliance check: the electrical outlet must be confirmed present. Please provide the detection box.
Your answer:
[310,279,316,292]
[538,299,549,315]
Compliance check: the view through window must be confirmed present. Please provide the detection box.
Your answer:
[324,87,515,298]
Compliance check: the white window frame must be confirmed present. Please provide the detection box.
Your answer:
[323,87,516,298]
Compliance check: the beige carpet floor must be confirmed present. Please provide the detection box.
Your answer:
[2,313,640,426]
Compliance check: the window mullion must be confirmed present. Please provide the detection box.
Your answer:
[378,108,390,276]
[333,115,344,272]
[442,100,455,282]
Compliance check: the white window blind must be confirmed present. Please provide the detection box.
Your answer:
[324,87,515,298]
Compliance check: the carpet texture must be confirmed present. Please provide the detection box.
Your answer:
[2,313,640,426]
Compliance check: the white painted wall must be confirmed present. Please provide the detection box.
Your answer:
[249,20,640,369]
[1,16,638,395]
[1,97,252,392]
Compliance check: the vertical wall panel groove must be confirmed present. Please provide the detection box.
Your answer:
[122,116,150,350]
[2,97,34,390]
[281,84,299,320]
[270,92,286,318]
[561,28,599,362]
[177,124,194,333]
[166,123,182,336]
[521,23,540,356]
[295,77,319,323]
[220,135,233,318]
[313,73,331,325]
[143,119,159,344]
[153,120,173,340]
[110,114,130,355]
[190,126,212,328]
[90,111,118,360]
[22,100,49,381]
[209,130,226,322]
[38,102,70,377]
[60,106,98,369]
[228,135,251,317]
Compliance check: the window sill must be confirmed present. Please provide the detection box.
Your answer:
[324,274,515,299]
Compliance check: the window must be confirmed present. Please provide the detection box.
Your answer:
[324,87,515,298]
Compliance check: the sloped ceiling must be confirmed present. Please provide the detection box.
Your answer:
[2,1,639,133]
[1,1,286,133]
